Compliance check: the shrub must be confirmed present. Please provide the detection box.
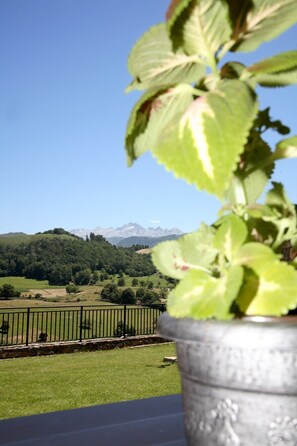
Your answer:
[66,284,80,294]
[117,277,125,287]
[0,284,20,299]
[114,321,136,337]
[140,290,160,305]
[101,283,121,303]
[136,287,145,298]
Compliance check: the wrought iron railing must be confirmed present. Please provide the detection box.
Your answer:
[0,304,166,346]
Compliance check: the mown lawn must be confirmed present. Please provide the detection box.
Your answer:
[0,343,180,419]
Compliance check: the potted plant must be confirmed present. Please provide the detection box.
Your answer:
[125,1,297,444]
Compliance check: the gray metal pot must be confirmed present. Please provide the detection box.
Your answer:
[157,312,297,446]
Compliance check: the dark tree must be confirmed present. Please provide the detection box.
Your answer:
[101,283,121,303]
[0,284,20,299]
[121,287,136,304]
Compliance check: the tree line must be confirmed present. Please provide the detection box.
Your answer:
[100,282,167,305]
[0,229,155,285]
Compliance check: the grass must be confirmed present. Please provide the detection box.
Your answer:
[100,273,170,288]
[0,273,170,297]
[0,343,180,419]
[0,273,171,291]
[0,298,117,308]
[0,277,52,290]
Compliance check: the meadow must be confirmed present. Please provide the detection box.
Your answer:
[0,343,180,419]
[0,273,170,307]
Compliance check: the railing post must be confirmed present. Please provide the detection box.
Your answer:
[123,305,127,338]
[25,307,30,346]
[79,306,83,342]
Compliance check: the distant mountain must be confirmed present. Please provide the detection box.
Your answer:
[115,234,182,248]
[0,232,27,237]
[106,237,125,246]
[70,222,183,240]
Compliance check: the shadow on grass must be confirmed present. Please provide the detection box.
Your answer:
[144,363,177,369]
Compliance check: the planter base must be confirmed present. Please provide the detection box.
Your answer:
[182,375,297,446]
[158,313,297,446]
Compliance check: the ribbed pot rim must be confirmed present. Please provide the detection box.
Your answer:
[157,312,297,349]
[242,315,297,322]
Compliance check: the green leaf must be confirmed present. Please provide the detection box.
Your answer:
[220,62,247,80]
[236,242,278,270]
[245,204,274,219]
[247,50,297,87]
[254,107,290,134]
[244,208,278,246]
[274,136,297,159]
[248,51,297,74]
[151,224,217,280]
[126,23,204,92]
[265,181,294,208]
[167,265,244,319]
[234,268,260,314]
[167,0,232,63]
[227,134,274,204]
[264,183,297,246]
[235,243,297,315]
[166,0,193,29]
[153,80,258,197]
[125,84,194,165]
[229,0,297,53]
[251,69,297,87]
[214,215,247,261]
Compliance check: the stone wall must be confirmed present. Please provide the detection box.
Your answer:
[0,335,172,359]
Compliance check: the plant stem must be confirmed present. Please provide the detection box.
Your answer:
[232,175,247,206]
[209,56,219,77]
[190,87,208,97]
[243,154,276,178]
[217,40,236,61]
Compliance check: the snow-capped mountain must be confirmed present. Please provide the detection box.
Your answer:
[70,222,183,240]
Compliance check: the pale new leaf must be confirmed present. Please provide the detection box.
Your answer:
[274,136,297,159]
[153,80,258,197]
[167,266,243,319]
[214,215,247,261]
[237,261,297,316]
[151,224,217,280]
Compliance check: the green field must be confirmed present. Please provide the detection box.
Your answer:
[0,298,114,308]
[0,273,170,294]
[100,273,170,288]
[0,343,180,419]
[0,277,52,290]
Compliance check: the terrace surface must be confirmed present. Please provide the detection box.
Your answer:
[0,394,186,446]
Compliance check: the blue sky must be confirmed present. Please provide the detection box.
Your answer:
[0,1,296,235]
